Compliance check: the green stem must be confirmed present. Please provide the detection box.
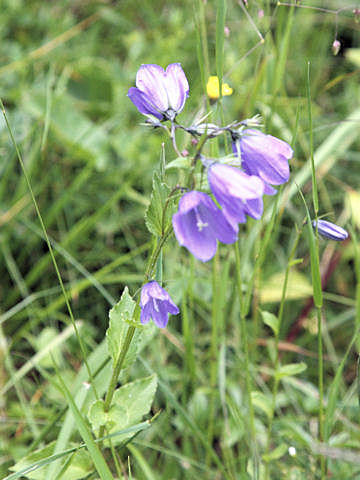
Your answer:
[317,306,325,478]
[196,0,210,96]
[99,324,136,443]
[99,226,171,441]
[105,325,136,412]
[264,229,301,478]
[0,98,99,400]
[234,241,258,477]
[206,252,220,466]
[146,227,173,280]
[306,63,325,478]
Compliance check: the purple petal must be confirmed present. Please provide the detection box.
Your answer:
[136,64,169,112]
[312,220,348,241]
[208,164,265,225]
[140,302,153,324]
[127,87,163,120]
[164,63,189,112]
[239,129,292,186]
[263,183,278,196]
[243,197,264,220]
[173,207,218,262]
[172,191,237,262]
[152,301,172,328]
[198,198,239,243]
[140,281,179,328]
[165,300,180,316]
[208,163,264,225]
[209,164,264,200]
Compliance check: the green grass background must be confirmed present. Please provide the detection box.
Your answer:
[1,0,360,478]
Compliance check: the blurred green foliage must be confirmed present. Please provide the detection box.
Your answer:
[1,0,360,478]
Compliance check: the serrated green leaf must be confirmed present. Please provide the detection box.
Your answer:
[260,311,279,336]
[277,362,307,379]
[106,287,138,368]
[88,374,157,444]
[106,287,157,370]
[145,172,175,237]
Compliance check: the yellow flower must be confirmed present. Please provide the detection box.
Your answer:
[206,76,233,100]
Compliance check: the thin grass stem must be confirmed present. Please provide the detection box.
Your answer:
[0,98,99,400]
[234,241,258,478]
[206,251,220,466]
[264,228,301,478]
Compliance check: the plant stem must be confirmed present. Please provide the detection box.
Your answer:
[264,229,301,478]
[317,306,325,478]
[206,252,220,466]
[99,227,169,442]
[98,324,136,445]
[234,241,258,478]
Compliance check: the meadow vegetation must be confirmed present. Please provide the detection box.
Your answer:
[1,1,360,478]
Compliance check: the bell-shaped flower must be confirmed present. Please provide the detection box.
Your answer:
[208,163,265,226]
[140,281,179,328]
[128,63,189,121]
[312,220,348,241]
[232,129,293,195]
[172,191,238,262]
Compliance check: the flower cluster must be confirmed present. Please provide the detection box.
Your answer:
[128,63,294,327]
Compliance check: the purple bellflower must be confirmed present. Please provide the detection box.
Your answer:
[232,129,293,195]
[208,163,265,226]
[172,191,238,262]
[128,63,189,121]
[140,280,179,328]
[312,220,348,241]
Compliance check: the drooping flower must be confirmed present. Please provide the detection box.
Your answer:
[172,191,238,262]
[128,63,189,121]
[312,220,348,241]
[140,281,179,328]
[206,76,233,100]
[232,129,293,195]
[208,163,265,226]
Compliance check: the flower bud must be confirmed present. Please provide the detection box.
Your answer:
[312,220,348,241]
[332,39,341,56]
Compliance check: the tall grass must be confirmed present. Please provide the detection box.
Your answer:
[1,1,360,479]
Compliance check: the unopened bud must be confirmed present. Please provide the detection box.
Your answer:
[332,39,341,56]
[312,220,348,241]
